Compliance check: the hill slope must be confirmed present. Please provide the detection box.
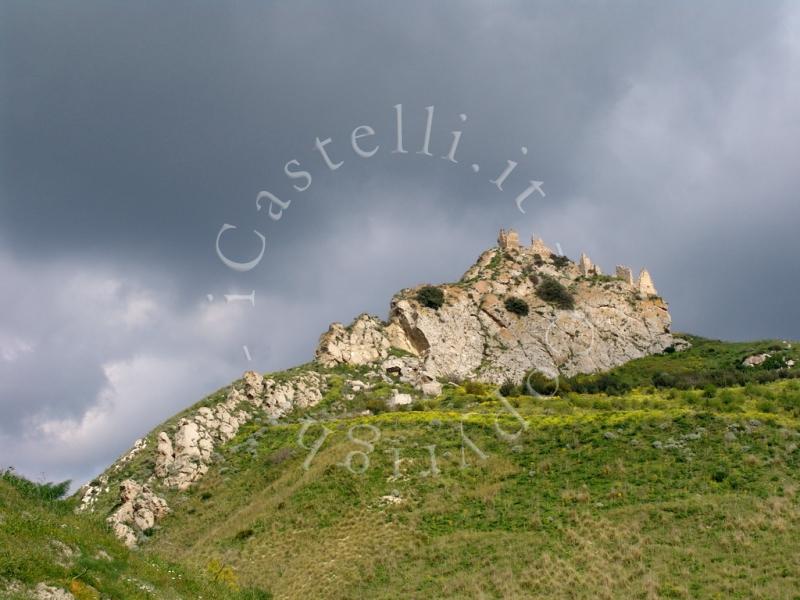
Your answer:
[5,230,800,598]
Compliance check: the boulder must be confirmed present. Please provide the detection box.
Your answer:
[106,479,170,547]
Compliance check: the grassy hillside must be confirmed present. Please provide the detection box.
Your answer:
[4,335,800,599]
[141,337,800,599]
[0,471,269,598]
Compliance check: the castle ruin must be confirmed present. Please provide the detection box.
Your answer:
[615,265,634,286]
[497,228,520,251]
[496,228,657,295]
[637,268,657,296]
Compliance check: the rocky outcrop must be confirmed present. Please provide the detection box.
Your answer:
[260,371,327,417]
[82,368,329,546]
[316,315,388,365]
[106,479,170,548]
[316,229,673,384]
[82,228,674,548]
[155,370,328,490]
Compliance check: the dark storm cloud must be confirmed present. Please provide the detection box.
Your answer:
[1,0,799,485]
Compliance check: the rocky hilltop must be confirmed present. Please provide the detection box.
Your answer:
[78,228,675,546]
[317,228,672,384]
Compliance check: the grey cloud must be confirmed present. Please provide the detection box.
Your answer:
[1,1,799,484]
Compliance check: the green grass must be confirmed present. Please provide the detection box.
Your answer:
[0,470,272,598]
[566,334,800,393]
[144,374,800,598]
[4,336,800,599]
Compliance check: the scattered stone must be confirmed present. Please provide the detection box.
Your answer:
[743,353,770,367]
[48,540,77,568]
[76,475,109,513]
[421,380,442,396]
[94,549,113,562]
[34,583,74,600]
[379,492,404,505]
[386,390,414,409]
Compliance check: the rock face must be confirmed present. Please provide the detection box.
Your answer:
[82,228,674,547]
[106,479,170,548]
[154,370,328,490]
[317,229,673,384]
[84,369,329,545]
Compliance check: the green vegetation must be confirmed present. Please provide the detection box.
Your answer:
[536,276,575,310]
[503,296,529,316]
[566,335,800,393]
[416,286,445,310]
[550,254,571,269]
[143,370,800,599]
[0,469,261,599]
[4,336,800,599]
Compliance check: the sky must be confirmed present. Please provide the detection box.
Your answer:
[1,1,799,487]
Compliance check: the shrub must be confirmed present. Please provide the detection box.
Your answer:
[0,468,70,502]
[763,353,788,370]
[462,380,488,396]
[499,379,519,397]
[652,371,677,388]
[550,254,571,269]
[365,396,387,414]
[536,277,575,310]
[524,371,560,396]
[711,468,728,483]
[533,253,544,266]
[595,373,631,396]
[416,286,445,309]
[504,296,529,316]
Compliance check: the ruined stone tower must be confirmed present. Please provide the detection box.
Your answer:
[530,235,553,257]
[616,265,634,286]
[498,228,520,251]
[637,268,657,296]
[579,253,594,276]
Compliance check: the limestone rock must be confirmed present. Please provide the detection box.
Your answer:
[387,390,414,409]
[743,353,770,367]
[316,314,393,367]
[106,479,169,547]
[421,380,443,396]
[243,370,265,403]
[34,583,74,600]
[154,432,173,479]
[315,229,674,384]
[262,371,327,418]
[76,474,108,513]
